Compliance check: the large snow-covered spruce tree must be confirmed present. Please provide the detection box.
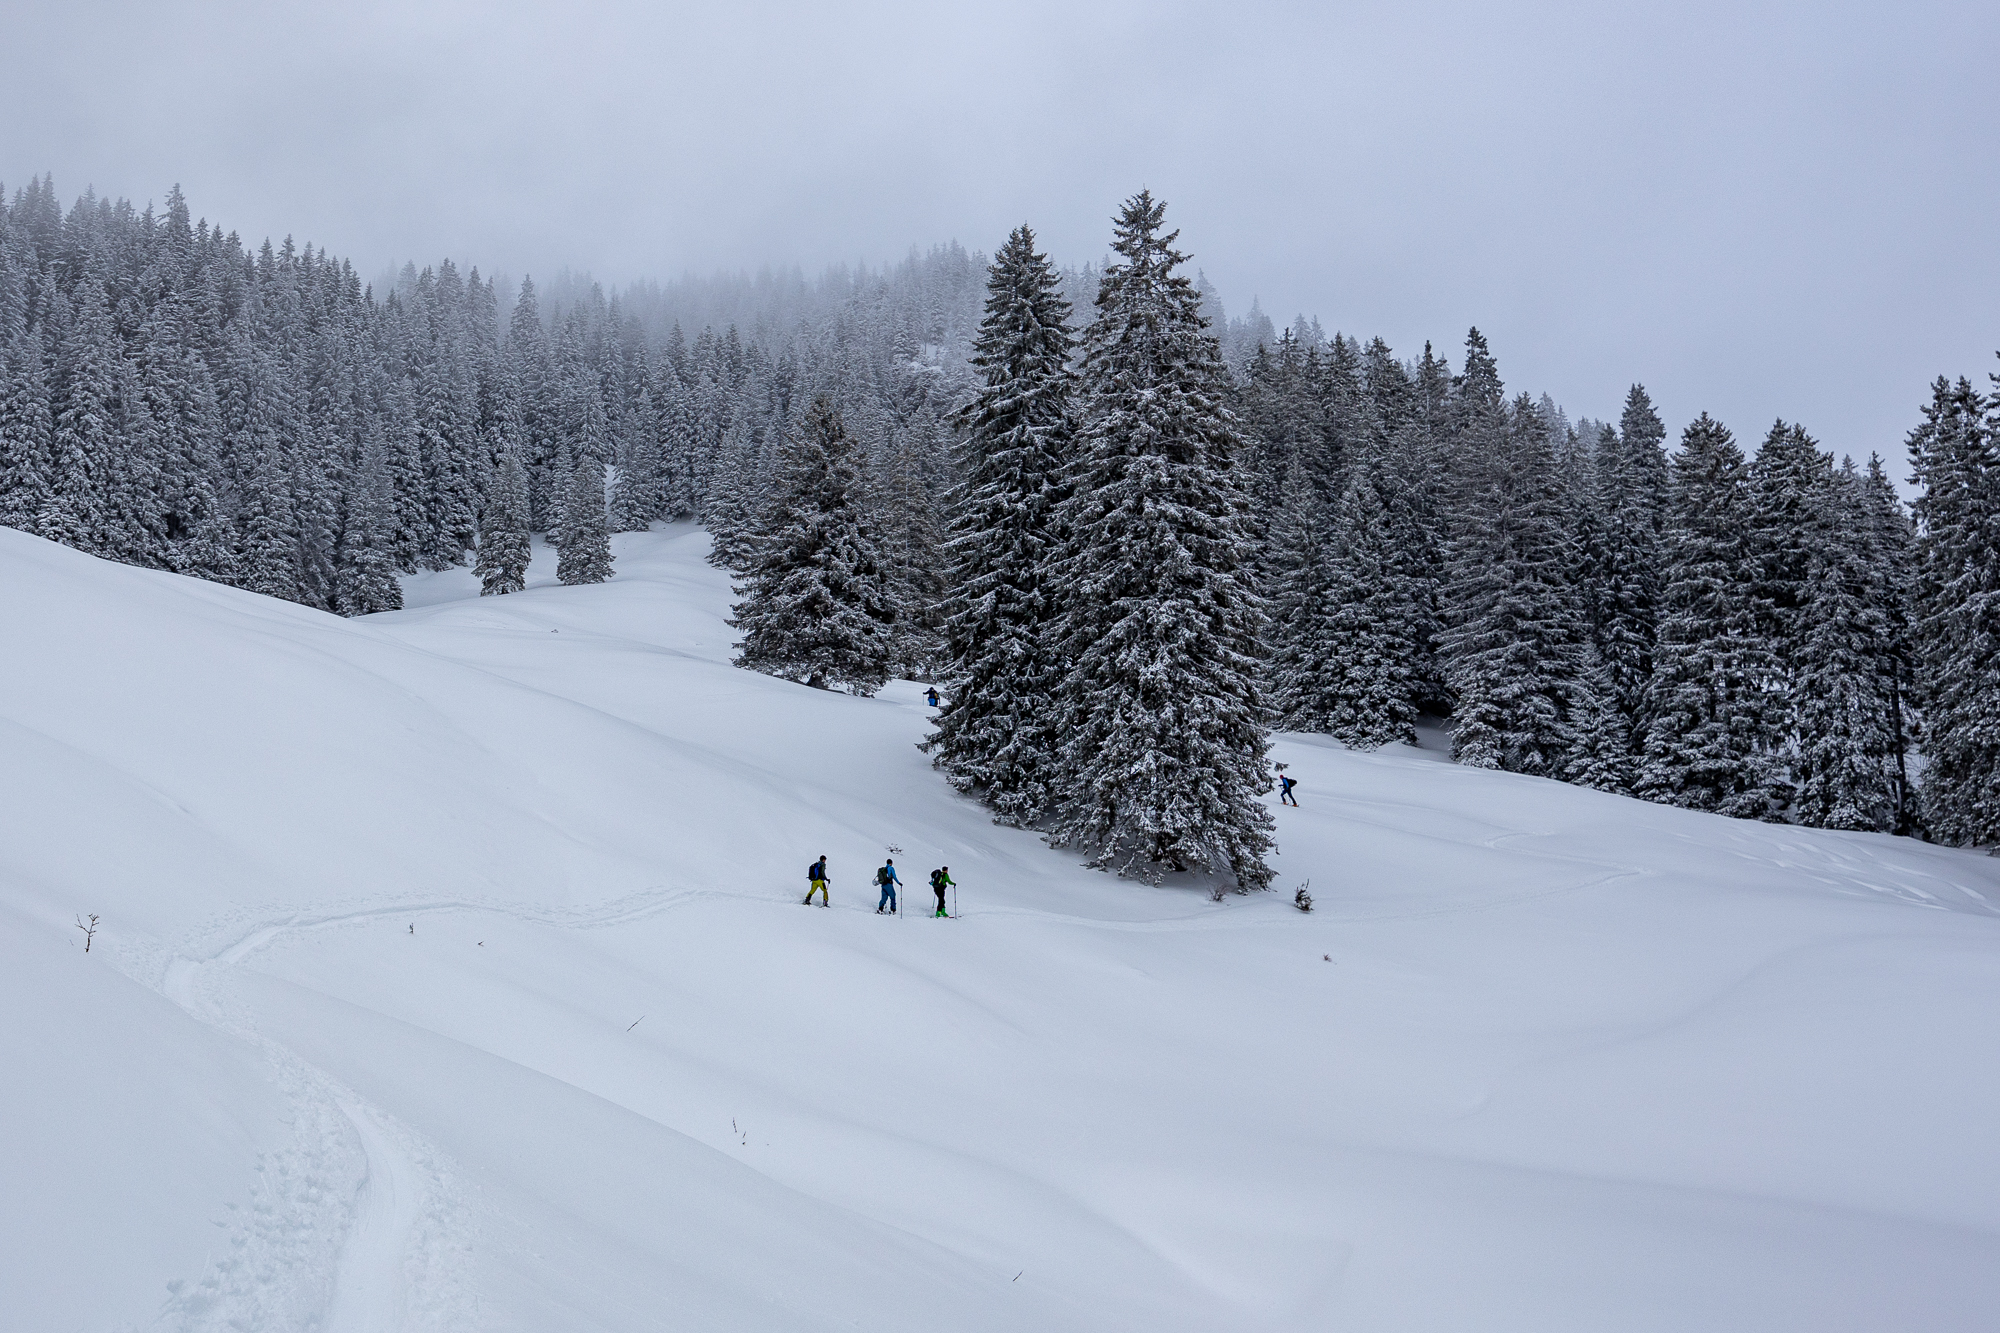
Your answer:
[1268,454,1418,747]
[702,420,765,572]
[0,328,55,533]
[925,224,1075,825]
[1043,192,1274,889]
[333,425,402,615]
[1437,386,1620,787]
[557,454,613,586]
[1790,456,1915,832]
[1591,386,1669,746]
[730,396,899,695]
[1907,374,2000,845]
[555,387,614,586]
[476,440,532,595]
[1638,413,1786,817]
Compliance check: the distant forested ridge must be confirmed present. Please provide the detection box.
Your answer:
[5,177,1995,850]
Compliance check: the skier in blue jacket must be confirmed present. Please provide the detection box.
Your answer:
[875,859,902,914]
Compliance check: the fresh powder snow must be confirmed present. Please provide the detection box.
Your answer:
[4,522,1998,1331]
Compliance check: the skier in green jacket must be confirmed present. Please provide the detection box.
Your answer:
[930,866,954,918]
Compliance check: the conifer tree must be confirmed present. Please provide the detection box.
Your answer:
[1639,414,1785,817]
[43,285,117,552]
[878,420,948,677]
[1592,386,1669,742]
[0,329,54,535]
[1043,192,1274,888]
[334,427,403,614]
[556,451,613,585]
[1269,456,1417,747]
[1438,391,1620,786]
[379,377,427,572]
[1747,418,1831,803]
[1906,374,2000,845]
[607,377,662,533]
[1376,418,1449,714]
[104,355,168,565]
[730,396,898,694]
[239,440,304,603]
[1790,458,1911,831]
[652,371,698,521]
[927,224,1075,824]
[1858,454,1919,832]
[508,276,558,530]
[476,440,532,595]
[702,419,764,571]
[415,357,480,569]
[291,429,341,610]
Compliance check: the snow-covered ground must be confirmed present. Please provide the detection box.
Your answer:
[5,522,2000,1332]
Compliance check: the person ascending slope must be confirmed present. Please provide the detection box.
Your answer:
[875,858,901,914]
[930,866,954,918]
[925,686,940,707]
[804,855,830,906]
[1279,773,1299,807]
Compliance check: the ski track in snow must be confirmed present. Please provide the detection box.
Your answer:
[324,1100,418,1333]
[163,911,473,1331]
[154,881,738,1330]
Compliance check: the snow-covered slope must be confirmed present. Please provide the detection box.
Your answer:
[5,523,1999,1332]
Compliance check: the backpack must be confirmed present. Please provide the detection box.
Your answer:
[807,862,819,881]
[930,869,944,890]
[875,866,889,885]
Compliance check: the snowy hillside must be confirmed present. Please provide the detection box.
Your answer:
[5,522,2000,1332]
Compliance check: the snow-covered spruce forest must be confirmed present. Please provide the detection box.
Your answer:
[3,176,1994,863]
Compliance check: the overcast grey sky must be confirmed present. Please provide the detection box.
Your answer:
[6,0,1995,460]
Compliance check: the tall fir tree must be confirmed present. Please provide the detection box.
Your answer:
[1268,454,1418,747]
[378,377,427,572]
[702,419,765,571]
[333,425,403,614]
[607,375,663,533]
[1438,389,1621,787]
[1858,454,1919,833]
[1592,386,1669,745]
[1746,417,1832,806]
[1790,457,1913,831]
[1906,374,2000,845]
[1638,414,1786,818]
[556,451,614,585]
[1377,419,1450,714]
[874,419,948,677]
[476,439,533,595]
[239,437,304,602]
[1043,192,1274,889]
[43,284,117,552]
[926,224,1075,824]
[730,396,898,694]
[0,327,54,534]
